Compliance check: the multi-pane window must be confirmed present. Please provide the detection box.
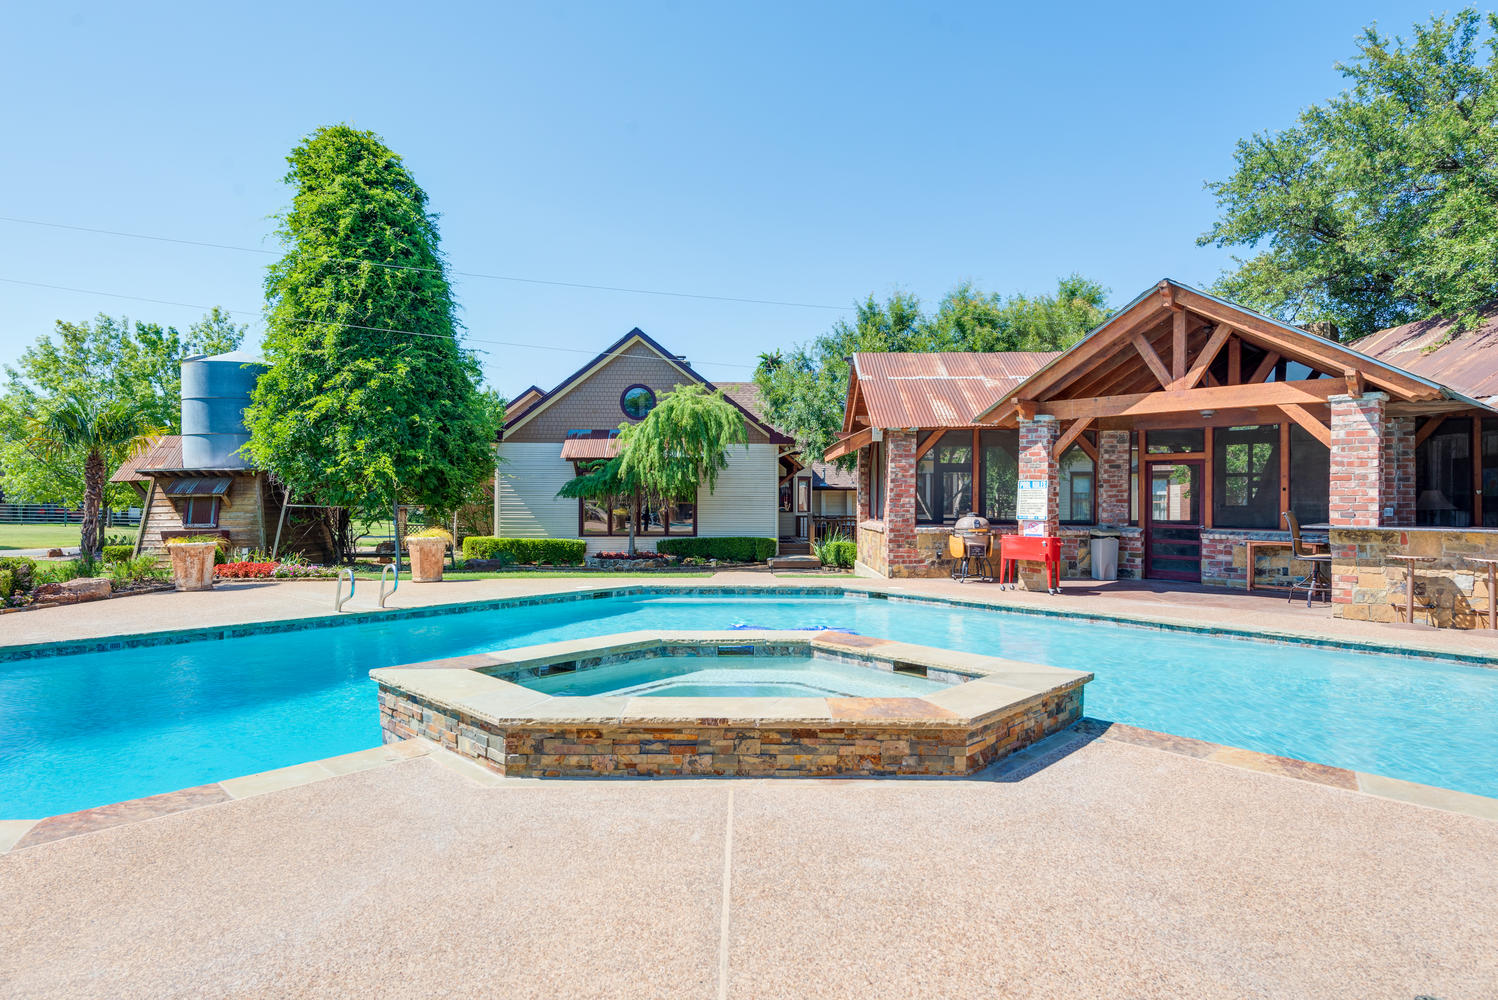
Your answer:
[915,431,974,523]
[1213,425,1278,529]
[1058,441,1095,524]
[980,429,1018,521]
[1416,417,1474,526]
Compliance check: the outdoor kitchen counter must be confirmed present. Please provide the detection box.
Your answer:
[1329,525,1498,626]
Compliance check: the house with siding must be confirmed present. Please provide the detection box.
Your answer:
[495,329,792,553]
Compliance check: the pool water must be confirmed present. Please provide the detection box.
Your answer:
[3,591,1497,817]
[514,653,954,699]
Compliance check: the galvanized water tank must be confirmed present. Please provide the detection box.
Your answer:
[180,351,267,470]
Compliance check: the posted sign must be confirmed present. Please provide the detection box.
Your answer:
[1015,479,1049,521]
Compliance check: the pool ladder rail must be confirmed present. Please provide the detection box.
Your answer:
[332,564,399,612]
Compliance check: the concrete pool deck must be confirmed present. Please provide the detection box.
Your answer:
[2,726,1494,999]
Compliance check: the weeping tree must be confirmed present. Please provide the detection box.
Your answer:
[558,385,748,555]
[244,125,497,566]
[29,394,163,556]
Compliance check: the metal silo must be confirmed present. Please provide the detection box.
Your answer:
[180,351,267,469]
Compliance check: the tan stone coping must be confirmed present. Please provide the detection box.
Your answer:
[369,630,1095,730]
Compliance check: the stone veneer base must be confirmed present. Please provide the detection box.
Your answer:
[372,631,1091,778]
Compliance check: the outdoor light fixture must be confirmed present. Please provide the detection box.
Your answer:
[1200,409,1216,418]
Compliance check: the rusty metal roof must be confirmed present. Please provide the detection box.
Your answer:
[110,436,182,483]
[851,352,1059,428]
[1354,312,1498,402]
[559,430,621,461]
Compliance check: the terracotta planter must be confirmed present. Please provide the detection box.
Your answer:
[169,541,218,592]
[407,537,448,583]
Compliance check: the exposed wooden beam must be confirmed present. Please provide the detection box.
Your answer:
[1075,435,1098,462]
[1130,332,1172,389]
[1280,403,1331,448]
[1053,416,1095,459]
[913,430,943,464]
[1015,400,1037,422]
[1038,378,1343,422]
[1159,280,1182,312]
[1344,369,1364,397]
[1227,337,1242,385]
[1278,422,1290,516]
[1097,404,1330,433]
[1414,416,1447,447]
[1172,323,1235,390]
[1250,351,1281,384]
[1171,310,1188,382]
[1204,371,1222,387]
[823,426,873,461]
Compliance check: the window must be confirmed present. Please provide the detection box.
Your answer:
[1212,425,1279,529]
[1288,425,1329,525]
[980,429,1018,521]
[1485,420,1498,527]
[183,497,220,528]
[779,481,792,512]
[1147,428,1204,454]
[1416,417,1473,526]
[797,479,810,512]
[620,385,656,420]
[916,431,974,524]
[1058,441,1095,524]
[576,462,697,536]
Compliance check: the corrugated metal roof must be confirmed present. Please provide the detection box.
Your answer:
[110,436,182,483]
[851,352,1059,428]
[1354,312,1498,402]
[560,435,621,460]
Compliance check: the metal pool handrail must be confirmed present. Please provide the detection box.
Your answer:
[334,568,355,612]
[379,563,398,609]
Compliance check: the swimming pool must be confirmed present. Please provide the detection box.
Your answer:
[2,589,1496,817]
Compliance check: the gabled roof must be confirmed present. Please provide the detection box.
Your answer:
[842,351,1058,430]
[810,461,857,490]
[110,436,182,483]
[503,328,790,443]
[1355,311,1498,403]
[505,385,545,422]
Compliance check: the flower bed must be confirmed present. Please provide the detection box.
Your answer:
[216,561,279,579]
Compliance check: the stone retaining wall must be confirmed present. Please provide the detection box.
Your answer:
[378,685,1084,778]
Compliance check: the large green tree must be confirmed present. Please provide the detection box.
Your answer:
[558,385,747,555]
[754,276,1108,463]
[1200,9,1498,341]
[0,308,244,510]
[245,125,497,542]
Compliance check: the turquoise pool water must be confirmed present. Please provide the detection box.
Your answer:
[2,591,1496,817]
[514,652,953,698]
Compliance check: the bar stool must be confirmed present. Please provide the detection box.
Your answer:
[1466,557,1498,632]
[1387,554,1438,627]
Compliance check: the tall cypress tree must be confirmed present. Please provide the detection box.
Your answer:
[246,125,496,544]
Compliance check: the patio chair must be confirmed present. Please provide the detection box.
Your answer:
[1283,510,1331,607]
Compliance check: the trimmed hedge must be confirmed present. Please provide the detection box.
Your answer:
[102,545,135,563]
[655,537,777,562]
[461,536,587,566]
[820,540,856,569]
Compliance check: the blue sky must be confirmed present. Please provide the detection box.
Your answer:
[0,1,1456,396]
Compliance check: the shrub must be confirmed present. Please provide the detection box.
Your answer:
[107,555,169,585]
[655,537,777,563]
[406,527,453,545]
[814,532,857,569]
[0,556,38,598]
[217,561,280,579]
[168,535,229,564]
[102,545,135,563]
[461,537,586,566]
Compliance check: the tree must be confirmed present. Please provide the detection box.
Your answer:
[557,385,747,555]
[754,278,1108,463]
[0,309,244,510]
[244,125,497,551]
[28,394,163,554]
[1200,9,1498,341]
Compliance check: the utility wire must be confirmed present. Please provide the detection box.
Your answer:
[0,215,848,311]
[0,275,759,370]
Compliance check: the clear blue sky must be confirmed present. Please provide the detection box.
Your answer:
[0,1,1455,397]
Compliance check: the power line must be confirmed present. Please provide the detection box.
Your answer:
[0,275,758,370]
[0,215,849,311]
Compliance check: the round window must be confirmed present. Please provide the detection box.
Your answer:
[620,385,656,420]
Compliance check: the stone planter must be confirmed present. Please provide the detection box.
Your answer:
[169,541,218,592]
[407,536,448,583]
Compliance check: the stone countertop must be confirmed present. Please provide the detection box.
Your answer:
[1328,525,1498,534]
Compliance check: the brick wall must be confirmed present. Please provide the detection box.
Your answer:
[1018,417,1060,537]
[883,431,921,574]
[1329,393,1386,527]
[1096,430,1131,524]
[1382,416,1416,527]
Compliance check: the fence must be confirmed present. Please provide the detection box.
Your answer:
[0,503,142,527]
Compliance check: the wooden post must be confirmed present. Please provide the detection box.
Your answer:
[972,427,982,518]
[1227,337,1241,385]
[1279,421,1291,517]
[1172,311,1187,382]
[1137,430,1148,524]
[1202,426,1214,528]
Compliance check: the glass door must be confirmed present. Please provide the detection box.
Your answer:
[1145,460,1203,582]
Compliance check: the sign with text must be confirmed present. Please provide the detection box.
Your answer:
[1015,479,1049,522]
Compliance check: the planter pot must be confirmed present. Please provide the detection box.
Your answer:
[169,541,218,592]
[408,537,448,583]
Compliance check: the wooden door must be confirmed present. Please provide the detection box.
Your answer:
[1145,460,1203,582]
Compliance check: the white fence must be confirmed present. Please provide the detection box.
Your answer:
[0,503,142,526]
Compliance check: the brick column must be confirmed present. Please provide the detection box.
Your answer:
[1381,416,1416,527]
[883,430,919,574]
[1018,416,1060,535]
[1329,392,1386,527]
[856,446,872,523]
[1096,429,1131,524]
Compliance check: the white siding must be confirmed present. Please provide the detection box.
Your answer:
[494,442,577,539]
[697,442,779,540]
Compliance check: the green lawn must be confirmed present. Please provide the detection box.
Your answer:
[0,524,88,551]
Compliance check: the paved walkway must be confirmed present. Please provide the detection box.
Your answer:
[1,727,1492,999]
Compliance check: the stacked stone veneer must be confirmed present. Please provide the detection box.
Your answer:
[1331,527,1498,626]
[378,684,1083,777]
[1199,530,1315,589]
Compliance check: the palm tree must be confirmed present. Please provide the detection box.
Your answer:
[30,395,162,556]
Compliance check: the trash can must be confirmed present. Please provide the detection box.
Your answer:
[1089,528,1121,581]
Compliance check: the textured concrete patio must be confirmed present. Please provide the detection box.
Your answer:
[1,727,1493,999]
